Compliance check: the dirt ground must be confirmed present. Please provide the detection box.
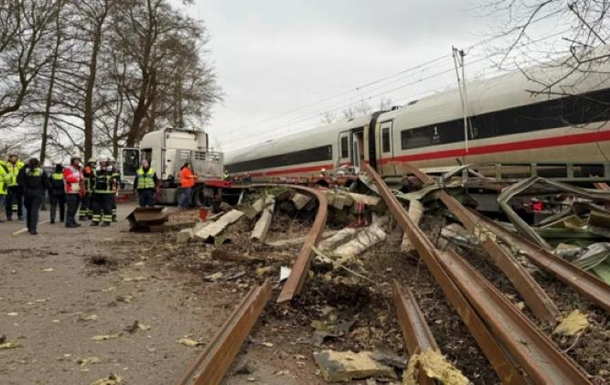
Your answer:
[3,196,608,385]
[0,203,322,385]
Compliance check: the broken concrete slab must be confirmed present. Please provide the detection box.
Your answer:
[319,228,360,251]
[245,197,266,220]
[333,225,387,262]
[176,228,194,243]
[266,230,339,248]
[251,209,273,243]
[331,193,351,210]
[195,210,244,242]
[292,192,312,210]
[314,350,396,382]
[346,192,381,207]
[401,200,424,252]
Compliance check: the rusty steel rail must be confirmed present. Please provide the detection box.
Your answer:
[471,208,610,313]
[365,164,524,384]
[177,280,272,385]
[366,164,594,384]
[437,248,591,384]
[404,162,558,323]
[392,280,438,385]
[276,185,328,303]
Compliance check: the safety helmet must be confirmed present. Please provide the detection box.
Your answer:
[70,155,82,163]
[88,157,96,164]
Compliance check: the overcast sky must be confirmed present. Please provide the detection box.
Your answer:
[185,0,557,151]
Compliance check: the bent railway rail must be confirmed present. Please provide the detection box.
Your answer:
[403,162,559,323]
[177,184,328,384]
[365,164,592,384]
[470,208,610,313]
[177,280,272,385]
[392,281,438,385]
[251,184,329,303]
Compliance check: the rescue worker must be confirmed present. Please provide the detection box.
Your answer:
[91,159,116,226]
[109,158,121,221]
[5,154,25,221]
[48,163,66,224]
[79,158,96,220]
[179,162,197,208]
[0,161,9,222]
[18,158,50,235]
[134,160,158,207]
[64,156,84,228]
[223,169,230,181]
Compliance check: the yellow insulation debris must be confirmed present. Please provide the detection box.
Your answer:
[554,310,589,336]
[403,350,469,385]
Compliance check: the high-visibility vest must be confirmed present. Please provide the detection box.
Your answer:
[0,163,8,195]
[5,160,24,187]
[52,172,63,181]
[136,167,155,189]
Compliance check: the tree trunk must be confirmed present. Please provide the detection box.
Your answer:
[40,0,63,165]
[83,19,104,160]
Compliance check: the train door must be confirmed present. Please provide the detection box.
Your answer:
[352,129,365,172]
[378,121,394,176]
[338,132,351,170]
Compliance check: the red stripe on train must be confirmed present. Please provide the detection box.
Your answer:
[378,130,610,164]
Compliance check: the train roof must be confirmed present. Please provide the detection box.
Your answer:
[378,47,610,128]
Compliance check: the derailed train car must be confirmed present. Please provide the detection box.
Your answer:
[226,52,610,184]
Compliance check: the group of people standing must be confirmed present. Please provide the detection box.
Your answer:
[0,154,133,235]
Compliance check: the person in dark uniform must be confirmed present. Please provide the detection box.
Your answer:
[80,158,96,220]
[109,158,121,221]
[48,163,66,224]
[91,159,116,227]
[17,158,50,235]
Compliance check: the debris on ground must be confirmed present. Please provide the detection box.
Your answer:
[314,350,397,382]
[177,337,203,347]
[90,374,122,385]
[402,350,468,385]
[554,310,589,336]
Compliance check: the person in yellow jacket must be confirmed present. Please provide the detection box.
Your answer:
[4,154,25,221]
[0,160,11,222]
[133,160,158,207]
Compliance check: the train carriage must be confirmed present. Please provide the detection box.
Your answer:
[226,51,610,184]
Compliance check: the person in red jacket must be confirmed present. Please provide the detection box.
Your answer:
[63,156,85,228]
[179,162,197,208]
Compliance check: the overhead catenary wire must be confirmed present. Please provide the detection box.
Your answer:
[221,27,571,149]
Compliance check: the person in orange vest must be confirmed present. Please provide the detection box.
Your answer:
[179,162,197,208]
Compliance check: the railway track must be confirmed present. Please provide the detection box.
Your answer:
[176,184,328,385]
[175,171,606,384]
[365,163,596,384]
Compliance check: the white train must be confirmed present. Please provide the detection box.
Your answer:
[226,53,610,183]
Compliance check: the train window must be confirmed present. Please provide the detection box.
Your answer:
[574,164,605,178]
[340,136,349,158]
[382,127,390,153]
[537,164,567,178]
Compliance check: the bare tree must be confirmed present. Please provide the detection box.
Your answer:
[477,0,610,95]
[39,0,65,164]
[0,0,56,119]
[320,111,337,124]
[343,100,372,120]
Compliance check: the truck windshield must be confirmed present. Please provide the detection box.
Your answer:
[122,149,140,176]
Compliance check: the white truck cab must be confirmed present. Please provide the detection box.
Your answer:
[120,128,224,205]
